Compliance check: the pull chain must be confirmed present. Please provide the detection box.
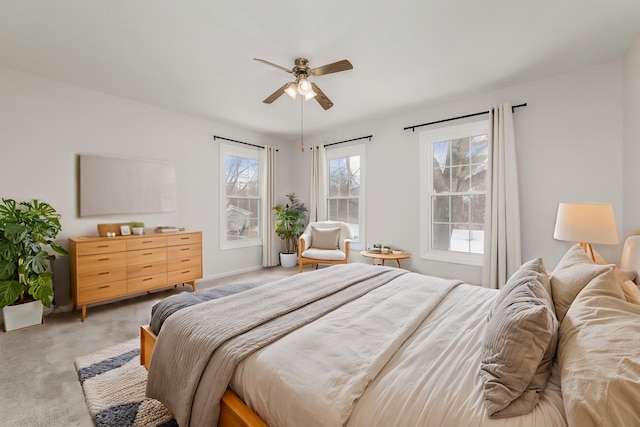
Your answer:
[300,96,305,152]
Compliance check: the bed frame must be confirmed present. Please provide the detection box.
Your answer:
[140,325,268,427]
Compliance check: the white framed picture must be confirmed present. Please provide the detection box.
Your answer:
[120,225,131,236]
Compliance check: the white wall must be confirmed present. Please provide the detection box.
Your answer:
[624,35,640,240]
[292,60,624,284]
[0,66,292,280]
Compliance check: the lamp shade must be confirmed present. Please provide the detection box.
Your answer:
[553,202,619,245]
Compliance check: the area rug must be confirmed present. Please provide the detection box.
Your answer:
[74,339,177,427]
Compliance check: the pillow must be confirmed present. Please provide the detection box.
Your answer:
[550,244,610,322]
[480,258,558,418]
[488,258,553,319]
[310,227,340,250]
[591,247,640,305]
[558,267,640,426]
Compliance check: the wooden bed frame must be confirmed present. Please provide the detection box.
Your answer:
[140,325,268,427]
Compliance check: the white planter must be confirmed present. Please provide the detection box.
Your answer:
[280,253,298,268]
[131,227,144,235]
[2,300,44,332]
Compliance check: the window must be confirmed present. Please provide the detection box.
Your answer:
[419,121,489,265]
[220,144,262,249]
[326,144,365,249]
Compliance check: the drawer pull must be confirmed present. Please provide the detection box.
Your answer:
[143,252,152,256]
[181,270,190,274]
[98,258,110,261]
[143,240,153,244]
[181,248,190,251]
[98,285,109,289]
[180,237,189,240]
[143,278,153,282]
[99,272,109,276]
[97,245,109,248]
[181,259,189,263]
[143,265,153,269]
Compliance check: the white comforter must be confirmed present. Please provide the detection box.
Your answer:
[231,271,566,427]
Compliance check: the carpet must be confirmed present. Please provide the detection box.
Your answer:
[74,339,177,427]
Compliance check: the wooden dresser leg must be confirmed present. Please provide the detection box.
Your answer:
[81,305,87,322]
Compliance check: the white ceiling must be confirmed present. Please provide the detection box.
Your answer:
[1,1,640,139]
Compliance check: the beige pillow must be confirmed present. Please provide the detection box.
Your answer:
[550,244,610,322]
[480,258,558,418]
[558,268,640,427]
[591,247,640,305]
[310,227,340,250]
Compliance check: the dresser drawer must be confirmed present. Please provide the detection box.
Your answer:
[167,243,202,260]
[76,280,127,304]
[77,267,127,288]
[76,240,127,256]
[168,266,202,284]
[168,255,201,271]
[126,236,167,251]
[127,273,168,293]
[167,232,202,246]
[127,262,167,279]
[127,247,167,266]
[77,252,127,273]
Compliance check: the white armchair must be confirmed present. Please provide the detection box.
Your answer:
[298,221,352,272]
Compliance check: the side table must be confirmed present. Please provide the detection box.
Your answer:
[360,251,411,268]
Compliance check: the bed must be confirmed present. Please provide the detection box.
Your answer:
[140,244,640,427]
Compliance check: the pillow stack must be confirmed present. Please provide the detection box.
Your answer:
[554,246,640,426]
[480,258,558,418]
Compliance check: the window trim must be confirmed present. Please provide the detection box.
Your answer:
[419,120,489,266]
[219,143,263,250]
[326,143,366,250]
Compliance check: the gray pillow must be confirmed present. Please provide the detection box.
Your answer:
[480,258,558,418]
[311,227,340,250]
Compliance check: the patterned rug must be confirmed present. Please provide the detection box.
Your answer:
[74,339,177,427]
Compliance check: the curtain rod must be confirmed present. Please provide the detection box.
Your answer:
[403,103,527,132]
[213,135,278,151]
[312,135,373,149]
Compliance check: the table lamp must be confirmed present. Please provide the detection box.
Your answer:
[553,202,619,262]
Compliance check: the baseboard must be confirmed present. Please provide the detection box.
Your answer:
[200,265,265,282]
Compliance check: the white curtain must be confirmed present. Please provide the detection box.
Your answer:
[482,103,522,289]
[309,145,327,222]
[262,146,279,267]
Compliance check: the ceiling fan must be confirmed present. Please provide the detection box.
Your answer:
[254,57,353,110]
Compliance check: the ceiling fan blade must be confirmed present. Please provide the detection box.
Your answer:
[310,83,334,110]
[263,82,291,104]
[253,58,292,73]
[310,59,353,76]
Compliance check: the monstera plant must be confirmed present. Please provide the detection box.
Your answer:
[0,199,68,309]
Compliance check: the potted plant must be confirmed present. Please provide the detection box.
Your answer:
[130,221,145,235]
[0,199,68,331]
[273,193,307,268]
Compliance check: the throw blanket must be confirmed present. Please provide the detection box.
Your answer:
[149,280,269,334]
[146,264,407,427]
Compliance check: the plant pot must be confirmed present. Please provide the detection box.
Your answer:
[2,300,43,332]
[280,253,298,268]
[131,227,144,235]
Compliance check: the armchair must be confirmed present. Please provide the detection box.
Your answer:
[298,221,352,272]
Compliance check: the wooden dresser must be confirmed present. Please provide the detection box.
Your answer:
[69,231,202,321]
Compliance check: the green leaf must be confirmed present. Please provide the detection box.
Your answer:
[50,241,69,256]
[0,279,23,308]
[0,259,16,280]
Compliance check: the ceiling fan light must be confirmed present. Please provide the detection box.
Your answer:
[284,83,297,100]
[297,78,312,95]
[304,89,317,101]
